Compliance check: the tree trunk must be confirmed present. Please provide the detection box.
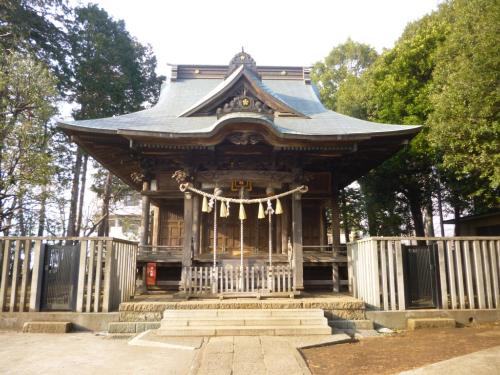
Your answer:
[18,195,26,236]
[408,193,425,237]
[423,201,435,237]
[67,147,83,237]
[454,205,461,236]
[437,184,445,236]
[76,154,88,236]
[97,171,113,237]
[37,184,48,236]
[340,189,351,243]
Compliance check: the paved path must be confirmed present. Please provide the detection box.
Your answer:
[399,345,500,375]
[0,331,196,375]
[194,336,311,375]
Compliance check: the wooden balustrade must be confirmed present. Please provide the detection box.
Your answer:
[181,265,295,297]
[347,237,500,311]
[0,237,137,313]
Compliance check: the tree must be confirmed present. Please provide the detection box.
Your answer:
[68,4,164,236]
[0,49,58,234]
[311,39,378,111]
[429,0,500,196]
[0,0,72,91]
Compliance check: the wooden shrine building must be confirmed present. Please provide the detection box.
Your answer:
[59,51,420,295]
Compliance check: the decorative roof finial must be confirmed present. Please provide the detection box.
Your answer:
[227,49,259,78]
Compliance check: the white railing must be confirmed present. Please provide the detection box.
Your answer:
[181,265,294,296]
[347,237,500,311]
[0,237,137,313]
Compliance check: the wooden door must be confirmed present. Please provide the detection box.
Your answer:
[159,202,184,247]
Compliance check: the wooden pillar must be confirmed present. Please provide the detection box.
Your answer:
[139,181,151,247]
[331,188,341,253]
[319,202,326,248]
[292,191,304,290]
[331,178,341,293]
[281,199,289,254]
[151,204,160,248]
[182,192,193,267]
[192,195,200,256]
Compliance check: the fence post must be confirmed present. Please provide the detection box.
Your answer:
[370,239,381,308]
[347,243,353,294]
[0,240,11,312]
[437,240,449,309]
[395,240,406,311]
[28,240,45,312]
[102,240,114,312]
[75,240,88,313]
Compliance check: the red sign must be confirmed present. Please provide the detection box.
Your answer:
[146,262,157,286]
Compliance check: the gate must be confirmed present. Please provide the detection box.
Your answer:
[402,244,440,309]
[41,243,80,311]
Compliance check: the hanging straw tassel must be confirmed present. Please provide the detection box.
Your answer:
[258,201,265,219]
[275,198,283,215]
[219,200,227,218]
[239,203,247,220]
[202,196,209,212]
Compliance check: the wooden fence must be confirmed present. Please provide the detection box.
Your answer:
[0,237,137,313]
[347,237,500,311]
[181,265,295,296]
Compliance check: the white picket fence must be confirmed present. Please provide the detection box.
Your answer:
[347,237,500,311]
[181,265,295,296]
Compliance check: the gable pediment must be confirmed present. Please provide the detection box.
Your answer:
[179,65,308,119]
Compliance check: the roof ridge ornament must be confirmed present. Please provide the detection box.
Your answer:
[227,50,259,78]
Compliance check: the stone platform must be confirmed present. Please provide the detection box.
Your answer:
[109,293,367,334]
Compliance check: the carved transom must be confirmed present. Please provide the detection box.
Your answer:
[227,132,263,145]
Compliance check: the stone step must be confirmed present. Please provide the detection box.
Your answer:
[22,321,72,333]
[162,317,327,327]
[330,319,374,330]
[407,318,456,330]
[108,321,161,334]
[163,308,325,319]
[157,325,332,336]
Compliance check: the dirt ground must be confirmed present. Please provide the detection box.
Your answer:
[302,323,500,375]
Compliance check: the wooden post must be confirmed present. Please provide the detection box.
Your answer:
[292,190,304,290]
[395,240,405,310]
[319,202,326,248]
[192,194,200,256]
[9,240,21,312]
[28,240,45,312]
[281,199,289,254]
[76,240,88,313]
[102,240,114,312]
[182,192,193,267]
[330,185,341,253]
[151,204,160,248]
[139,181,151,247]
[0,240,11,312]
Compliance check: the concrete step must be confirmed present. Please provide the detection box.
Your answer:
[157,325,332,336]
[22,321,72,333]
[159,308,331,336]
[407,318,456,330]
[163,308,325,319]
[162,317,327,327]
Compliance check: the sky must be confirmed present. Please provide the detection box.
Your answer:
[72,0,442,76]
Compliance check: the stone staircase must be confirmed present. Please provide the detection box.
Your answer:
[157,309,332,336]
[108,296,370,334]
